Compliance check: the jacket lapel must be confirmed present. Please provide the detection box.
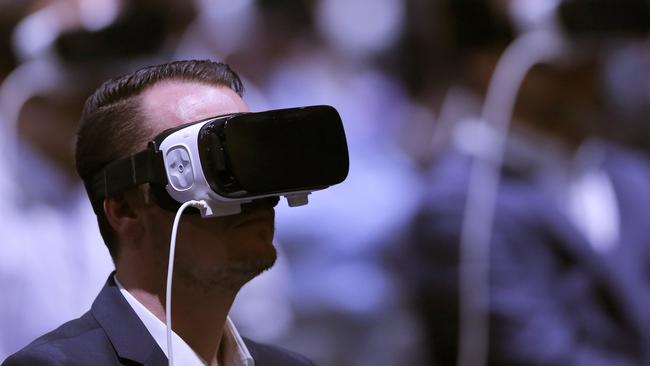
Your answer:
[90,274,168,366]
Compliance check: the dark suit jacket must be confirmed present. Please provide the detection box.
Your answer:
[402,146,650,366]
[2,276,314,366]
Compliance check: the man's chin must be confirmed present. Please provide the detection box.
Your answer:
[176,252,277,292]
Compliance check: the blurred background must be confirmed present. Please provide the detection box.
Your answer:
[0,0,649,365]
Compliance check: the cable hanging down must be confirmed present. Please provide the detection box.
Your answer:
[166,199,209,366]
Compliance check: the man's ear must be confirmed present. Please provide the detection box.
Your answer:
[103,192,144,239]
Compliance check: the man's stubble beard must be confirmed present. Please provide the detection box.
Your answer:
[173,245,278,293]
[154,211,278,293]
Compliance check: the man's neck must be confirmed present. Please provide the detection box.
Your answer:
[115,268,238,365]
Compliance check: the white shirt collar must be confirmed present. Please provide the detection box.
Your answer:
[114,276,254,366]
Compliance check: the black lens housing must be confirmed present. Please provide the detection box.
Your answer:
[197,105,349,198]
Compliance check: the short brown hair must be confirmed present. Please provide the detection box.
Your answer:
[75,60,244,261]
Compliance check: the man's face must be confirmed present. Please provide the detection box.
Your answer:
[137,80,277,291]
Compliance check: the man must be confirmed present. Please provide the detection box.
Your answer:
[3,60,314,366]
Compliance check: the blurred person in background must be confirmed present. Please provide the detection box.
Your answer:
[395,0,650,365]
[600,40,650,152]
[0,0,195,359]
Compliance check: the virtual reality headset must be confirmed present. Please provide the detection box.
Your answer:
[89,105,349,217]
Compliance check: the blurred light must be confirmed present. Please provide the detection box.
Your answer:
[316,0,404,57]
[12,0,123,61]
[79,0,122,31]
[452,118,501,160]
[508,0,562,34]
[194,0,256,56]
[12,5,65,60]
[317,262,391,315]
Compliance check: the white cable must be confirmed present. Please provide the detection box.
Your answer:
[166,199,209,366]
[456,31,566,366]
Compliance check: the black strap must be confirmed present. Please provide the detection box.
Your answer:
[89,147,167,209]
